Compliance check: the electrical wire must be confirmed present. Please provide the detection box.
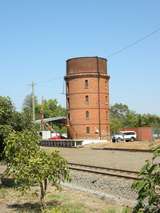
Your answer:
[107,25,160,58]
[26,25,160,97]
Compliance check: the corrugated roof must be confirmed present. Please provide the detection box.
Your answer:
[35,116,66,124]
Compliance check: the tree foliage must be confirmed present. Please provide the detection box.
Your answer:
[0,96,15,159]
[0,96,15,125]
[0,125,12,159]
[22,94,38,112]
[4,129,70,206]
[132,145,160,213]
[22,95,66,133]
[0,96,35,159]
[110,103,160,134]
[22,94,66,120]
[110,103,138,133]
[36,99,66,119]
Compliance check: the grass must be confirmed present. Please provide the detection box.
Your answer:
[0,186,8,199]
[103,207,131,213]
[45,203,87,213]
[0,181,132,213]
[43,206,131,213]
[47,193,68,202]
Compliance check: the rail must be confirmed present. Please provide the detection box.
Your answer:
[68,162,140,180]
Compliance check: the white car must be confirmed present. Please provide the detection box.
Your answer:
[112,131,137,142]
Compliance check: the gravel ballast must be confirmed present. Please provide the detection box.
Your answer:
[67,170,138,207]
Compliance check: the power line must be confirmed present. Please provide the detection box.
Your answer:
[107,25,160,58]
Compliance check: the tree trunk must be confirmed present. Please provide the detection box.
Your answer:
[40,182,45,207]
[44,178,47,192]
[40,179,48,208]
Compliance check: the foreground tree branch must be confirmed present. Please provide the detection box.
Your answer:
[4,129,70,206]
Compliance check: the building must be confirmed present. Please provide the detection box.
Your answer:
[64,56,110,140]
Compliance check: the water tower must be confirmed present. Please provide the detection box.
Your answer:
[64,57,110,140]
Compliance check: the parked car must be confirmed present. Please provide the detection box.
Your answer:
[112,131,137,142]
[112,132,124,142]
[49,132,67,140]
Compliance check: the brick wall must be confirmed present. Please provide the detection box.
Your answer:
[65,57,110,139]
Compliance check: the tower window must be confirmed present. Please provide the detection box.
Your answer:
[86,127,90,134]
[85,95,89,104]
[68,113,70,121]
[105,80,107,89]
[86,111,89,120]
[67,97,70,107]
[106,111,108,120]
[66,82,69,94]
[105,96,107,104]
[85,79,88,89]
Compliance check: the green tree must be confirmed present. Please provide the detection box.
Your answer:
[139,114,160,128]
[11,111,34,131]
[4,129,70,206]
[0,96,15,159]
[0,125,12,159]
[35,98,66,133]
[0,96,37,159]
[22,95,66,120]
[22,94,38,123]
[110,103,139,133]
[110,103,130,119]
[110,117,122,134]
[22,94,38,112]
[123,111,139,128]
[0,96,15,125]
[132,145,160,213]
[36,99,66,119]
[109,103,160,134]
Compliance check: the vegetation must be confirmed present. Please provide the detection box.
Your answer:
[1,95,160,211]
[0,95,66,159]
[0,96,34,159]
[22,94,66,133]
[4,129,70,206]
[35,98,66,133]
[0,183,132,212]
[132,145,160,213]
[23,94,66,120]
[110,103,160,134]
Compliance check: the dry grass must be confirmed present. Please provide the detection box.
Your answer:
[0,183,131,213]
[90,140,160,150]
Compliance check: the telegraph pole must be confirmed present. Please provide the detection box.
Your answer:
[40,96,44,130]
[31,81,35,122]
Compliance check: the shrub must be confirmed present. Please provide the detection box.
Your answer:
[4,129,70,206]
[132,145,160,213]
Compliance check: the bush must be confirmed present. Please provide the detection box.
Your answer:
[132,145,160,213]
[4,129,70,206]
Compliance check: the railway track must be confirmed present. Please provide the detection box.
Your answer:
[68,163,140,180]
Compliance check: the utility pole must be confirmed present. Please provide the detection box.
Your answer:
[40,96,44,130]
[31,81,35,122]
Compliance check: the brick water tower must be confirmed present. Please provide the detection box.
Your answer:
[64,57,110,140]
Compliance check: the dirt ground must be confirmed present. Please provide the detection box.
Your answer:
[91,140,160,150]
[43,144,153,171]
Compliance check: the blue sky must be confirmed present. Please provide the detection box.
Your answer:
[0,0,160,115]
